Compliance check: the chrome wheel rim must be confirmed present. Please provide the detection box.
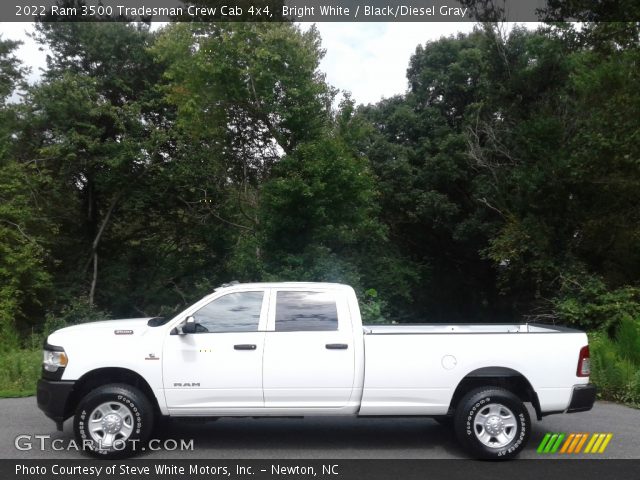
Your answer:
[88,401,134,448]
[472,403,517,448]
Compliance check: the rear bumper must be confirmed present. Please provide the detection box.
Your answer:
[36,379,75,429]
[567,384,597,413]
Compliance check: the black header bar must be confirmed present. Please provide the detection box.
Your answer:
[4,459,640,480]
[4,0,640,22]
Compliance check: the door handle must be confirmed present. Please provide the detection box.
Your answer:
[326,343,348,350]
[234,344,257,350]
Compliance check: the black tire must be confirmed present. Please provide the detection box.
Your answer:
[74,383,154,459]
[453,387,530,460]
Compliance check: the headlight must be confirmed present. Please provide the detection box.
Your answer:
[43,349,68,372]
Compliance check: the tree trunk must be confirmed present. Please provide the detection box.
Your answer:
[89,252,98,306]
[83,191,123,304]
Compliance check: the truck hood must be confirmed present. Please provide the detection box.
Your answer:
[47,318,154,346]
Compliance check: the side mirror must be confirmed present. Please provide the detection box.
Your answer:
[182,316,197,334]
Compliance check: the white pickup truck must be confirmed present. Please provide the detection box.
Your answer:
[37,282,595,459]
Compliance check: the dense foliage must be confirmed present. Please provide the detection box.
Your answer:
[0,21,639,400]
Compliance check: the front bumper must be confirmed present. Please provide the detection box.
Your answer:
[567,384,597,413]
[36,379,75,430]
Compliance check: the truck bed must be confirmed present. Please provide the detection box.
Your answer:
[363,323,573,334]
[359,322,588,416]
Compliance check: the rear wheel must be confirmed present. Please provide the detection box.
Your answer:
[74,383,153,458]
[453,387,530,460]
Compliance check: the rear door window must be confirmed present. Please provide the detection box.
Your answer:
[274,291,338,332]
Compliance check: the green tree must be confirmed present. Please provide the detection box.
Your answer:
[355,30,504,321]
[0,37,53,346]
[153,23,335,279]
[258,138,377,282]
[23,22,181,315]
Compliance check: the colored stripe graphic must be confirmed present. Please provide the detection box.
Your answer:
[550,433,565,453]
[585,433,614,454]
[544,434,559,453]
[537,433,565,453]
[537,433,552,453]
[584,433,599,453]
[559,433,575,453]
[575,433,589,453]
[567,433,583,453]
[598,433,613,453]
[538,433,614,454]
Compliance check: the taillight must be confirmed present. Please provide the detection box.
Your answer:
[577,345,590,377]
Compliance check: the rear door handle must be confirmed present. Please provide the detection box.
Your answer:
[326,343,348,350]
[234,344,257,350]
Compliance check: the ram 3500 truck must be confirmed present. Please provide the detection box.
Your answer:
[37,282,596,459]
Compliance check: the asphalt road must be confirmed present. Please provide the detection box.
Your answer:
[1,397,638,459]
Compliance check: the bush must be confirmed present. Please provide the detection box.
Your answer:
[553,273,640,407]
[554,274,640,331]
[360,289,389,325]
[615,316,640,365]
[0,310,20,353]
[0,297,111,398]
[0,349,41,397]
[27,297,110,349]
[589,317,640,407]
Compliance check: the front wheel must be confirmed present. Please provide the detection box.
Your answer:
[74,383,154,458]
[453,387,530,460]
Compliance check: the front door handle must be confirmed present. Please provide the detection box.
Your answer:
[326,343,348,350]
[234,344,257,350]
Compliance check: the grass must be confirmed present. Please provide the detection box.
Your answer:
[0,349,41,398]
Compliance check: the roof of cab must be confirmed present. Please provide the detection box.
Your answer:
[214,281,351,292]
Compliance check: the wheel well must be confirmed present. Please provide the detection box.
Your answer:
[448,367,541,420]
[67,368,160,419]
